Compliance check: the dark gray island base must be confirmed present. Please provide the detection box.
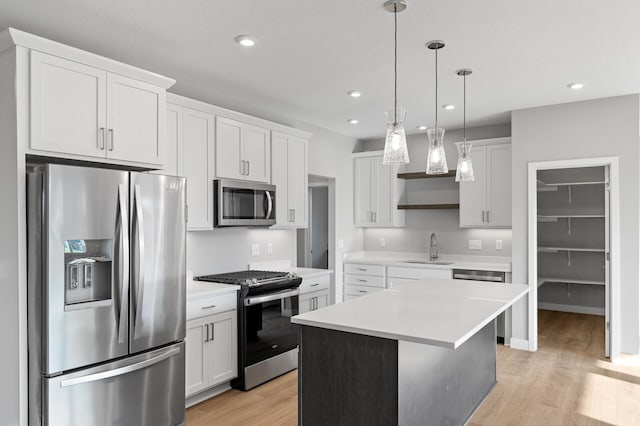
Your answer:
[298,321,497,426]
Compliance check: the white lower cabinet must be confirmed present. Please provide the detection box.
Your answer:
[299,273,331,314]
[343,263,387,300]
[185,294,238,398]
[387,266,452,288]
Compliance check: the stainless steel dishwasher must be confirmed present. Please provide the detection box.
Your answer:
[452,269,507,344]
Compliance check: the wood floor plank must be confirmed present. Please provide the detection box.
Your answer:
[187,310,640,425]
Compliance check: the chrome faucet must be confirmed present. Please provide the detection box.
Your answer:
[429,233,439,261]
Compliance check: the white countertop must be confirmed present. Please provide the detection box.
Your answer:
[291,279,528,349]
[186,280,240,301]
[290,267,333,278]
[343,251,512,272]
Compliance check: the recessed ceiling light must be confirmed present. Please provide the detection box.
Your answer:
[235,35,257,47]
[347,90,362,98]
[416,125,427,130]
[567,82,584,90]
[442,104,455,110]
[348,119,359,124]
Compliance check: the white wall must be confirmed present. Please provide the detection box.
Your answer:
[511,94,640,354]
[360,124,512,257]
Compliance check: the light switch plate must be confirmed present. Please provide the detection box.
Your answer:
[338,239,344,249]
[251,243,260,256]
[468,240,482,250]
[267,243,273,255]
[495,240,503,250]
[380,237,386,247]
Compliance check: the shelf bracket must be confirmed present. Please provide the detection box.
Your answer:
[567,217,572,236]
[568,185,572,204]
[567,251,571,267]
[567,282,571,298]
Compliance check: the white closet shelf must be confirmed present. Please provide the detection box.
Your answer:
[538,246,605,253]
[538,277,605,287]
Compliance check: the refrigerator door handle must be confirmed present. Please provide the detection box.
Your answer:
[132,184,146,335]
[59,346,181,388]
[115,184,129,344]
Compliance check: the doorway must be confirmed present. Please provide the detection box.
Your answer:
[528,158,619,359]
[297,174,336,298]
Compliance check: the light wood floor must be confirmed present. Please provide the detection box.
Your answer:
[186,310,640,425]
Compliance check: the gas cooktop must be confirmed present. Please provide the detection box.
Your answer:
[196,270,300,288]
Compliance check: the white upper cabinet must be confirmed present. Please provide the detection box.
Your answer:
[163,97,215,231]
[216,117,271,183]
[105,73,165,165]
[271,131,308,228]
[30,51,107,158]
[459,139,512,228]
[28,44,173,168]
[353,152,405,228]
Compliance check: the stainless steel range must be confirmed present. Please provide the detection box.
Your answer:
[196,270,302,390]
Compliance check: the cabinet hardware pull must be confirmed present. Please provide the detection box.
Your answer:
[482,211,485,223]
[98,127,105,150]
[486,210,490,222]
[357,268,367,271]
[357,279,367,282]
[210,322,214,341]
[310,283,319,287]
[247,161,250,176]
[108,129,114,151]
[204,324,209,343]
[358,290,367,293]
[201,304,217,310]
[293,209,296,222]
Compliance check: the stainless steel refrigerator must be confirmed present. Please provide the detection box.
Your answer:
[27,164,187,426]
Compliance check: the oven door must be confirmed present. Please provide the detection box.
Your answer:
[243,288,299,366]
[215,179,276,227]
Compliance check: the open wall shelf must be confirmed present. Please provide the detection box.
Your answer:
[397,203,459,210]
[398,170,457,179]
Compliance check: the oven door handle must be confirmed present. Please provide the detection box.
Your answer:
[245,288,300,306]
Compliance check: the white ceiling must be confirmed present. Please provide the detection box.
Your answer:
[2,0,640,140]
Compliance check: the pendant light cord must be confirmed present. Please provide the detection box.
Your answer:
[463,73,466,147]
[434,48,438,131]
[393,5,398,125]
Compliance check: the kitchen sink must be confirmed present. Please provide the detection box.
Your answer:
[404,260,454,265]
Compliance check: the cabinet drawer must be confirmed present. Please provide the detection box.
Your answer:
[344,273,385,288]
[187,292,237,321]
[344,284,384,297]
[299,275,330,295]
[344,263,385,276]
[387,266,452,280]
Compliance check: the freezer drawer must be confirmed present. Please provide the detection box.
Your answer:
[42,343,185,426]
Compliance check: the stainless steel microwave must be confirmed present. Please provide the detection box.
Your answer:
[214,179,276,227]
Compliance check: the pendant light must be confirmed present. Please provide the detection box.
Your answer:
[426,40,448,174]
[382,0,409,165]
[455,68,474,182]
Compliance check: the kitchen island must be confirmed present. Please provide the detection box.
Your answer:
[291,279,529,426]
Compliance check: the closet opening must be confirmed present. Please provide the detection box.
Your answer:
[528,158,619,359]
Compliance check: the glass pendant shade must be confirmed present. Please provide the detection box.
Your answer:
[383,107,409,165]
[455,142,474,182]
[426,127,448,174]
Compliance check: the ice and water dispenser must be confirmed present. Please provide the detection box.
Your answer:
[64,239,112,308]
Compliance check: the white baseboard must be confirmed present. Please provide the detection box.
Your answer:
[611,354,640,367]
[186,382,231,408]
[539,303,605,316]
[509,338,530,351]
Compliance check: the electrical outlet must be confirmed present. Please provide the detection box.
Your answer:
[338,239,344,249]
[379,237,386,247]
[251,243,260,256]
[495,240,503,250]
[267,242,273,255]
[468,240,482,250]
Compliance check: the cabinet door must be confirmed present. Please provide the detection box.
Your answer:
[154,103,183,176]
[354,157,374,226]
[288,137,308,227]
[185,318,209,397]
[183,108,215,230]
[299,293,314,314]
[271,132,290,226]
[106,73,164,165]
[216,117,244,180]
[374,157,395,226]
[459,147,487,227]
[208,313,238,387]
[486,144,512,227]
[243,124,271,183]
[315,291,329,309]
[30,51,106,158]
